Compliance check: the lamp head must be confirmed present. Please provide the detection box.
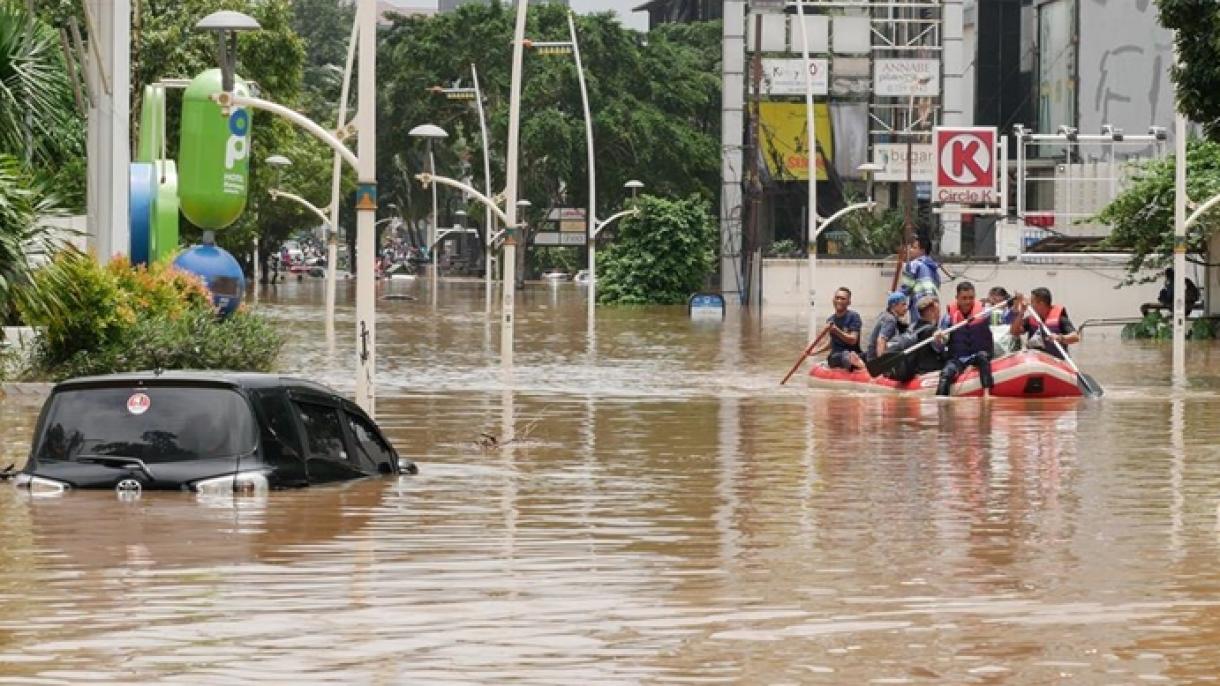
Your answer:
[265,154,292,168]
[408,123,449,140]
[856,162,884,176]
[195,11,261,94]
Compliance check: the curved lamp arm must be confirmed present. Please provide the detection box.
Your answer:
[269,188,330,228]
[429,227,479,251]
[814,201,876,238]
[1184,191,1220,232]
[593,207,640,239]
[215,92,360,173]
[416,172,518,229]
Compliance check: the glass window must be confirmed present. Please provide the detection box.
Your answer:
[345,413,395,468]
[254,391,303,457]
[36,386,256,464]
[294,401,348,462]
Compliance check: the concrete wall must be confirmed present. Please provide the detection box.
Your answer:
[761,257,1160,323]
[1077,0,1175,142]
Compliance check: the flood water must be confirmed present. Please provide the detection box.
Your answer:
[4,277,1220,683]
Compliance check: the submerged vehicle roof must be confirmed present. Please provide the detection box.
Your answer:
[53,370,340,395]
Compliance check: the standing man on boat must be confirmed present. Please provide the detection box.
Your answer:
[885,296,945,382]
[826,287,866,371]
[935,282,995,396]
[900,233,940,315]
[1009,288,1080,360]
[865,291,910,361]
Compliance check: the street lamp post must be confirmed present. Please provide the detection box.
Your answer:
[430,64,494,310]
[503,0,530,370]
[586,180,645,334]
[326,12,359,354]
[197,0,379,414]
[526,13,598,335]
[409,124,448,301]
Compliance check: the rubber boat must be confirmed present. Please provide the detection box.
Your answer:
[808,350,1082,398]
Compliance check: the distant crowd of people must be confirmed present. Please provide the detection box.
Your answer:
[822,234,1080,396]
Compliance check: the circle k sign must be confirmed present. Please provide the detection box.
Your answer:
[933,127,998,205]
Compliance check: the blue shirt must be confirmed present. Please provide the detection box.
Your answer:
[938,306,994,360]
[827,310,863,355]
[901,255,941,312]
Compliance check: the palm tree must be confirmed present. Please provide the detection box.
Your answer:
[0,1,80,166]
[0,1,81,323]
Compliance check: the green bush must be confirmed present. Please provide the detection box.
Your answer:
[14,249,283,381]
[1121,310,1220,340]
[596,194,716,305]
[765,239,798,258]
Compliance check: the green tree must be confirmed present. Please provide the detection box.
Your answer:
[1158,0,1220,138]
[377,4,721,276]
[0,2,81,321]
[292,0,357,123]
[1095,137,1220,281]
[596,194,716,305]
[134,0,330,263]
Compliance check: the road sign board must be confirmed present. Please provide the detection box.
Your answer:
[872,143,934,182]
[933,127,998,205]
[760,58,829,96]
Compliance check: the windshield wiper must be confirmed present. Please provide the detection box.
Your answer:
[76,455,156,480]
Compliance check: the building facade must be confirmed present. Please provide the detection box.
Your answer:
[633,0,722,29]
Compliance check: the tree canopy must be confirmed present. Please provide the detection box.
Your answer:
[133,0,343,259]
[1096,137,1220,280]
[377,3,721,269]
[1159,0,1220,138]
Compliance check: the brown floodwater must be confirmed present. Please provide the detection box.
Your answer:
[3,277,1220,683]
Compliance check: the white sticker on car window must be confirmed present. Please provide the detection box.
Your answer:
[126,392,151,415]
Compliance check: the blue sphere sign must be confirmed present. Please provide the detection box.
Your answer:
[173,243,246,317]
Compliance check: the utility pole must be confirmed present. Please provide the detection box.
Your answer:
[744,14,763,308]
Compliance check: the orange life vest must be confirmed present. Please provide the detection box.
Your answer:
[947,301,984,325]
[1026,305,1064,334]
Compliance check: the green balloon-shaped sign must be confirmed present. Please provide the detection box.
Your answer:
[179,68,252,229]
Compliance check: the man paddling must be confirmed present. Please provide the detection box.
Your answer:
[826,287,865,371]
[934,281,995,396]
[1010,287,1080,360]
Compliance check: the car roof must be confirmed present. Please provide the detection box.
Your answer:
[54,370,342,396]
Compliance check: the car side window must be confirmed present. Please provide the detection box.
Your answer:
[345,412,396,469]
[294,401,347,462]
[254,391,303,458]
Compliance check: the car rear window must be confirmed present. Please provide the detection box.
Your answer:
[36,386,257,464]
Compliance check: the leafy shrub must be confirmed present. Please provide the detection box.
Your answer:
[1121,310,1219,340]
[14,249,282,380]
[765,239,798,258]
[596,195,716,305]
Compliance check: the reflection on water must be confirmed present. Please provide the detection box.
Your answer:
[2,279,1220,682]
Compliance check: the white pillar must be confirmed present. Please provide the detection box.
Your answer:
[720,2,747,297]
[795,1,818,339]
[85,0,131,263]
[1173,110,1187,386]
[353,0,377,414]
[940,0,966,256]
[502,0,530,370]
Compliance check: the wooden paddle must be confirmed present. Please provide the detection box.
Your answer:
[1024,305,1104,398]
[865,299,1010,378]
[780,326,832,385]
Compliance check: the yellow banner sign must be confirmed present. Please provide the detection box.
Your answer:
[758,101,833,181]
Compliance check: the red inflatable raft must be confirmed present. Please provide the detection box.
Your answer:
[808,350,1082,398]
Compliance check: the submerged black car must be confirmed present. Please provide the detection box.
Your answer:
[13,371,413,495]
